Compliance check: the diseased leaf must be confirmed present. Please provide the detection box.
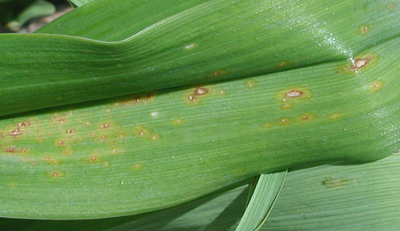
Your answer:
[66,0,95,7]
[1,0,399,116]
[0,36,399,218]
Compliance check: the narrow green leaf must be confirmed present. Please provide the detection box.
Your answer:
[66,0,95,7]
[235,170,287,231]
[0,36,399,218]
[1,0,399,117]
[263,152,400,230]
[1,153,398,230]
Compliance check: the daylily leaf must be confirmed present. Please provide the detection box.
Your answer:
[235,171,287,231]
[66,0,95,7]
[0,35,399,218]
[1,0,399,116]
[1,152,398,230]
[1,0,400,223]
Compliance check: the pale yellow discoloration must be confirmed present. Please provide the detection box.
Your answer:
[368,79,385,93]
[244,80,257,89]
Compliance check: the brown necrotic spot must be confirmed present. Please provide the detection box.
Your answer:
[8,128,21,137]
[18,122,30,127]
[277,87,311,103]
[194,87,208,95]
[89,153,99,163]
[133,125,152,138]
[352,58,369,70]
[47,171,65,179]
[66,129,76,134]
[298,113,317,123]
[277,118,290,125]
[188,95,198,103]
[4,147,28,154]
[100,123,110,129]
[183,86,212,105]
[359,25,369,35]
[285,90,303,98]
[52,115,66,124]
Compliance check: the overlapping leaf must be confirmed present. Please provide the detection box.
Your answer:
[0,0,399,228]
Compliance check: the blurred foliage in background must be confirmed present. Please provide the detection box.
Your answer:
[0,0,68,32]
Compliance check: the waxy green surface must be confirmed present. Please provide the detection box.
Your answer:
[0,0,399,116]
[1,37,400,218]
[0,0,400,219]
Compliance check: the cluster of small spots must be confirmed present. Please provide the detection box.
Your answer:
[4,147,28,153]
[260,112,337,129]
[66,129,76,134]
[100,123,110,129]
[18,122,30,127]
[8,128,21,137]
[52,116,66,124]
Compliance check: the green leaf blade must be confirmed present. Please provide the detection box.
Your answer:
[1,0,400,117]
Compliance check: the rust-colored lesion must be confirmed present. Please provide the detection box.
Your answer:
[350,58,371,71]
[115,93,156,106]
[183,86,213,105]
[47,170,65,179]
[4,146,29,154]
[8,128,21,137]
